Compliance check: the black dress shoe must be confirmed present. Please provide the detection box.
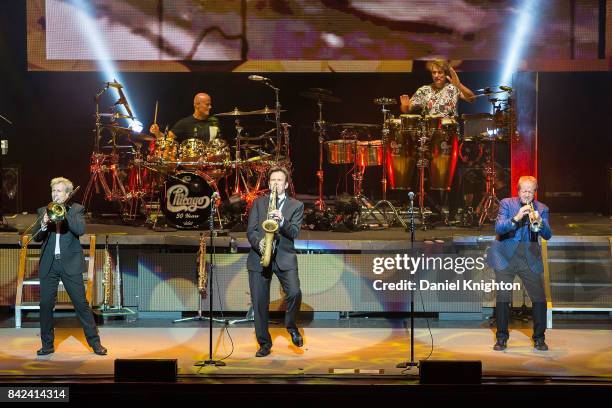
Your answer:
[92,345,108,355]
[288,329,303,347]
[534,339,548,351]
[493,339,507,351]
[255,347,271,357]
[36,347,54,356]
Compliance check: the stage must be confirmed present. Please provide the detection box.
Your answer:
[0,313,611,402]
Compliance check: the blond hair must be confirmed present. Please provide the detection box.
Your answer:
[428,59,451,76]
[517,176,538,191]
[50,177,74,194]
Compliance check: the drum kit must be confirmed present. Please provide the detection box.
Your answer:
[83,80,514,231]
[84,80,293,230]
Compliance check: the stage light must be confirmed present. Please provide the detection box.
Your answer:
[130,120,144,133]
[68,0,139,127]
[499,0,539,87]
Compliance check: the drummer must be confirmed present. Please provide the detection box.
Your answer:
[149,92,221,143]
[400,60,475,117]
[400,60,475,224]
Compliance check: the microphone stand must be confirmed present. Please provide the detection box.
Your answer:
[195,194,226,367]
[397,192,418,369]
[0,114,17,232]
[259,79,282,163]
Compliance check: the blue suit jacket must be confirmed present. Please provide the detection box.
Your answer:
[487,197,552,274]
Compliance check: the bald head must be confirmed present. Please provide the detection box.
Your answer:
[193,93,211,119]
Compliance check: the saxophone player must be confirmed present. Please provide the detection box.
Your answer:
[246,166,304,357]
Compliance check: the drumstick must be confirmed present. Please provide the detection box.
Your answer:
[153,100,159,125]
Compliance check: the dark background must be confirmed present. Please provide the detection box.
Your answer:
[1,2,610,214]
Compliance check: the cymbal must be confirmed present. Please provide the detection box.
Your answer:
[462,113,493,120]
[373,97,397,105]
[331,123,381,129]
[131,133,155,142]
[216,107,256,117]
[300,91,341,103]
[248,106,286,115]
[102,125,155,141]
[99,112,134,120]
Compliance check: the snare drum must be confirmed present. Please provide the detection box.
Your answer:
[324,140,356,164]
[179,138,207,162]
[356,140,383,167]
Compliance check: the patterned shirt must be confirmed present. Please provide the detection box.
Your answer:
[410,83,460,118]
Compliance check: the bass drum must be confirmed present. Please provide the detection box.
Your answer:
[162,171,215,229]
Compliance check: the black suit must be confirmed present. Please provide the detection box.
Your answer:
[246,194,304,349]
[34,203,101,349]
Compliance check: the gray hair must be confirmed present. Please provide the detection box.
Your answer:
[50,177,74,194]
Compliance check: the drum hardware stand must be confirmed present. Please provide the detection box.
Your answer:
[194,193,226,367]
[476,134,500,227]
[396,191,418,370]
[0,114,17,232]
[357,98,406,228]
[314,98,327,210]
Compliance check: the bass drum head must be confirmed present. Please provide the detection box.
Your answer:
[162,171,214,229]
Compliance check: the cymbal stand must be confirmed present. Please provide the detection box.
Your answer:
[361,101,406,228]
[477,134,500,227]
[232,119,245,196]
[415,119,431,230]
[314,97,327,210]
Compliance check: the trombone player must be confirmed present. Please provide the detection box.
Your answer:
[34,177,107,356]
[487,176,552,351]
[246,167,304,357]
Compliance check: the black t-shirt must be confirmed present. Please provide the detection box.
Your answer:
[170,115,220,143]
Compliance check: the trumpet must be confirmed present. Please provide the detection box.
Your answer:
[529,202,541,233]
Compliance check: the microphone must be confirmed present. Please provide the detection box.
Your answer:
[248,75,271,82]
[500,85,513,92]
[408,191,415,201]
[211,192,220,200]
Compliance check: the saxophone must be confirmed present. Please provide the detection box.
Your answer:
[102,237,113,309]
[260,185,279,267]
[197,233,208,296]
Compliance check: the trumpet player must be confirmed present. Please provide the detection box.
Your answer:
[488,176,552,352]
[34,177,107,356]
[246,167,304,357]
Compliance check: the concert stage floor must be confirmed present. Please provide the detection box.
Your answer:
[1,317,611,379]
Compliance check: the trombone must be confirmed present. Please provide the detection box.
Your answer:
[20,186,81,246]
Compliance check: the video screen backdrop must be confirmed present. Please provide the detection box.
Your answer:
[27,0,607,71]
